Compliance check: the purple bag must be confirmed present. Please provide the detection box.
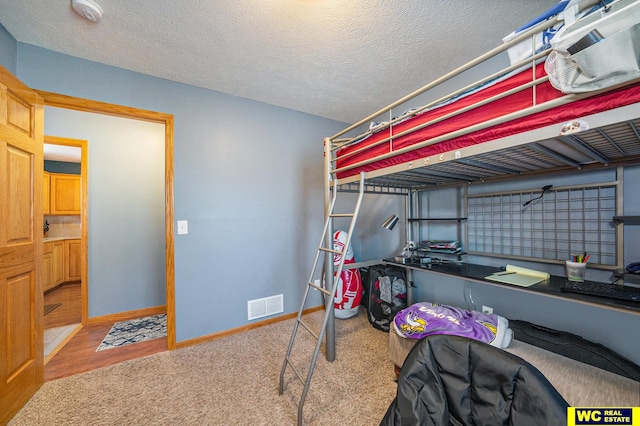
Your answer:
[393,302,512,348]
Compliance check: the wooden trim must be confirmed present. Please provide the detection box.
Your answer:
[86,305,166,326]
[164,114,176,350]
[35,91,170,124]
[174,305,324,350]
[37,90,176,349]
[44,324,83,365]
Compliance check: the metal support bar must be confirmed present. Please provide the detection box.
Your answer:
[528,143,583,168]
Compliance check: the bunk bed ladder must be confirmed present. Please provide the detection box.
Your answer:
[279,173,365,426]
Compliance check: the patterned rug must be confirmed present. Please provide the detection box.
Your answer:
[96,314,166,351]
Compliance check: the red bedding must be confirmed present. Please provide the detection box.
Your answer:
[335,63,640,179]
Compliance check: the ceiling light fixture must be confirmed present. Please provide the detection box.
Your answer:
[71,0,103,23]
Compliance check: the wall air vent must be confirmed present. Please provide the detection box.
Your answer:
[247,294,283,321]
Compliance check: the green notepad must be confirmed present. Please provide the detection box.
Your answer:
[484,272,545,287]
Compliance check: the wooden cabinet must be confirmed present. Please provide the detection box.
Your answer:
[43,172,81,215]
[43,238,81,291]
[52,241,65,286]
[43,248,53,291]
[64,239,82,282]
[50,173,81,215]
[43,240,64,291]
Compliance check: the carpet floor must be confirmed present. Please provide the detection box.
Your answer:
[10,310,396,425]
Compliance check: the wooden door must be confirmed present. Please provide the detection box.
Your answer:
[0,66,44,423]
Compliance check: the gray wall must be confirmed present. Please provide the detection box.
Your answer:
[0,23,16,74]
[337,192,407,262]
[16,43,347,342]
[44,107,166,318]
[44,160,81,175]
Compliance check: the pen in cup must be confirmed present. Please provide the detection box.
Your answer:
[571,253,589,263]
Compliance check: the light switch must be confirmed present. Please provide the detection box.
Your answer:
[177,220,188,235]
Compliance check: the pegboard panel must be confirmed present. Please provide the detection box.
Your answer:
[467,184,617,265]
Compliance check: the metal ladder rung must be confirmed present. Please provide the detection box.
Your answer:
[297,318,319,340]
[308,281,331,296]
[319,247,344,255]
[284,358,305,385]
[329,213,354,218]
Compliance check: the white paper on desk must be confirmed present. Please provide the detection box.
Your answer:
[484,264,550,287]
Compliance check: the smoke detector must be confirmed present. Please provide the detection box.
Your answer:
[71,0,103,23]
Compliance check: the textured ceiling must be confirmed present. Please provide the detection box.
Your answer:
[0,0,558,123]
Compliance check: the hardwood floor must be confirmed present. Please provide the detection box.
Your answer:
[44,282,82,328]
[44,283,168,382]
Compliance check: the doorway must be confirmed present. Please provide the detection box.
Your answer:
[43,136,86,363]
[37,91,176,352]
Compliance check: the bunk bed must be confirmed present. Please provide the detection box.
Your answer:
[321,0,640,321]
[327,0,640,191]
[282,1,640,424]
[320,0,640,404]
[321,0,640,309]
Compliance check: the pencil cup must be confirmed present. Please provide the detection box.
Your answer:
[566,260,586,282]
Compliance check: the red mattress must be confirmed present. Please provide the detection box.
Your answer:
[335,63,640,179]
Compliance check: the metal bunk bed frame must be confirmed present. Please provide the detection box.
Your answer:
[282,0,640,423]
[328,0,640,191]
[321,0,640,353]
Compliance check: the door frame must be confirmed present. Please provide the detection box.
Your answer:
[37,90,177,349]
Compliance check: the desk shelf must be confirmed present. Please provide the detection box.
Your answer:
[417,249,466,255]
[612,216,640,224]
[408,217,467,222]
